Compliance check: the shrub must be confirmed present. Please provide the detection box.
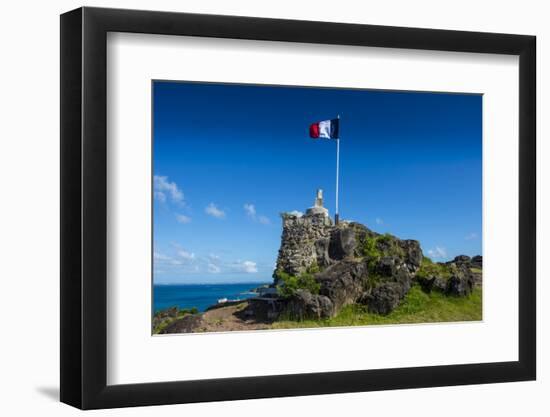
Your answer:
[376,233,393,245]
[276,271,321,298]
[306,262,320,274]
[361,234,404,272]
[361,236,381,262]
[177,307,199,317]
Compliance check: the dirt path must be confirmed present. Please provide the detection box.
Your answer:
[162,301,271,333]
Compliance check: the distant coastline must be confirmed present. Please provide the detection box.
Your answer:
[153,281,270,313]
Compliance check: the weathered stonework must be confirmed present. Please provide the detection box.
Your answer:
[273,189,335,280]
[274,211,333,280]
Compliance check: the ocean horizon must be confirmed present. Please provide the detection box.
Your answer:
[153,281,271,313]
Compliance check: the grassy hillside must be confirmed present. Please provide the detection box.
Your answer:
[272,285,482,329]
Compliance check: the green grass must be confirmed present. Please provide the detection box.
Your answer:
[272,285,482,329]
[275,270,321,298]
[416,257,452,280]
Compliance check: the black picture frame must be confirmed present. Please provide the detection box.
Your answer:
[60,6,536,410]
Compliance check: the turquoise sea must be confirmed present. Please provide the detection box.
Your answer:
[153,282,270,313]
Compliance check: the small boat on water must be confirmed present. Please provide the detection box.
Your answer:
[217,297,241,304]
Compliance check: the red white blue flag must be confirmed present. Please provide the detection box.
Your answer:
[309,118,340,139]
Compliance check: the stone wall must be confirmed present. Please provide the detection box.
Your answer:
[274,212,333,280]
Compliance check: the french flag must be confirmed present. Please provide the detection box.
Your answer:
[309,118,340,139]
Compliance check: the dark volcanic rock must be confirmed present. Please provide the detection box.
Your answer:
[328,227,356,260]
[316,259,369,312]
[399,240,423,273]
[362,237,420,314]
[365,258,412,314]
[453,255,471,264]
[434,278,448,292]
[417,276,447,293]
[283,290,334,320]
[247,298,287,322]
[363,282,407,315]
[471,255,483,269]
[373,256,414,282]
[446,263,475,296]
[375,256,398,276]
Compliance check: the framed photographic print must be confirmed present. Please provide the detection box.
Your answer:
[60,6,536,410]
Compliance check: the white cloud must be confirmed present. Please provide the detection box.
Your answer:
[153,252,171,261]
[154,175,184,204]
[233,260,258,273]
[464,232,478,241]
[208,253,220,261]
[205,203,226,219]
[242,261,258,273]
[175,213,191,224]
[207,263,221,274]
[258,215,270,225]
[243,203,256,217]
[288,210,303,217]
[244,203,270,224]
[376,217,384,225]
[427,246,447,259]
[177,249,196,261]
[153,247,203,274]
[154,191,166,203]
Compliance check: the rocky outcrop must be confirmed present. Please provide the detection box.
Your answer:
[271,191,481,318]
[446,263,475,296]
[416,276,448,293]
[328,227,356,261]
[416,258,479,295]
[361,282,408,315]
[449,255,471,265]
[471,255,483,269]
[317,259,368,312]
[450,255,483,288]
[274,208,424,315]
[283,290,334,320]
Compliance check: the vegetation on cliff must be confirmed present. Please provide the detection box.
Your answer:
[275,263,321,298]
[273,284,482,329]
[417,256,451,277]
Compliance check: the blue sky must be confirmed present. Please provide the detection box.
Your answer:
[153,81,482,284]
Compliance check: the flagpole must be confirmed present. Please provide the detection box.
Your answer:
[335,114,340,225]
